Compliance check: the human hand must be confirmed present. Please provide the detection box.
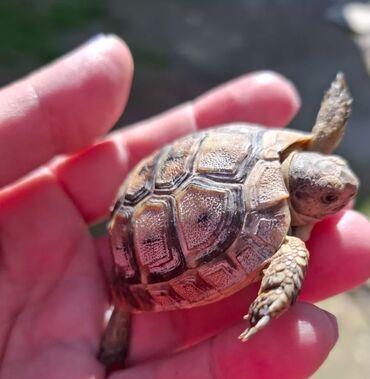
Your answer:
[0,35,369,379]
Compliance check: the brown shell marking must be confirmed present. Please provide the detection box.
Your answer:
[124,152,159,205]
[195,131,251,178]
[175,179,243,268]
[155,134,201,191]
[262,129,311,160]
[245,160,289,210]
[194,126,264,182]
[229,159,290,277]
[132,196,185,284]
[110,125,296,312]
[109,206,138,284]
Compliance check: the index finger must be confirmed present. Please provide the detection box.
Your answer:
[0,34,133,188]
[52,71,301,223]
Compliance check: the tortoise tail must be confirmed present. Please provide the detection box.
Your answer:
[98,306,131,371]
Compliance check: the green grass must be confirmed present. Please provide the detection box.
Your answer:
[0,1,104,64]
[356,197,370,218]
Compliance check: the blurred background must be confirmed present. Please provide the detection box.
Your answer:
[0,0,369,377]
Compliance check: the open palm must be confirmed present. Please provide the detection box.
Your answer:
[1,35,370,379]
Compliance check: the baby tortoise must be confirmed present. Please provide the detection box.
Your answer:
[98,73,359,369]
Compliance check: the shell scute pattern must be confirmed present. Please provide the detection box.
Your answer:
[228,204,290,278]
[132,196,185,284]
[124,152,159,205]
[110,125,291,311]
[195,126,264,182]
[226,157,291,277]
[155,134,202,191]
[169,270,218,304]
[197,256,246,294]
[175,179,243,267]
[109,205,139,284]
[194,131,251,177]
[244,160,289,210]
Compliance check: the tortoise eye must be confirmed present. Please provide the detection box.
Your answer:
[321,193,338,204]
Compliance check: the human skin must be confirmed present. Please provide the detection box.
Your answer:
[0,34,369,379]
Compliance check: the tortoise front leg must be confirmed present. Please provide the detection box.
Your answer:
[239,236,309,341]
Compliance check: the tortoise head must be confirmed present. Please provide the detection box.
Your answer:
[285,152,359,224]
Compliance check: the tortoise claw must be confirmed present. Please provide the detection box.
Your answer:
[239,236,309,342]
[239,315,271,342]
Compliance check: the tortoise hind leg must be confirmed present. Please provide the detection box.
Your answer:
[309,72,352,154]
[98,306,131,370]
[239,236,309,341]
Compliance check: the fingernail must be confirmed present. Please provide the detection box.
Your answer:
[254,71,301,108]
[72,33,114,55]
[253,71,282,84]
[84,33,108,46]
[323,309,339,342]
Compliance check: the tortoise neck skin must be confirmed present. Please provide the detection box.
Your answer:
[281,151,359,228]
[281,152,319,228]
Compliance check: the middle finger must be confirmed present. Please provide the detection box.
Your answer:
[51,71,300,223]
[102,209,370,365]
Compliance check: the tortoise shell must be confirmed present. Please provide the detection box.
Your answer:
[109,124,310,312]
